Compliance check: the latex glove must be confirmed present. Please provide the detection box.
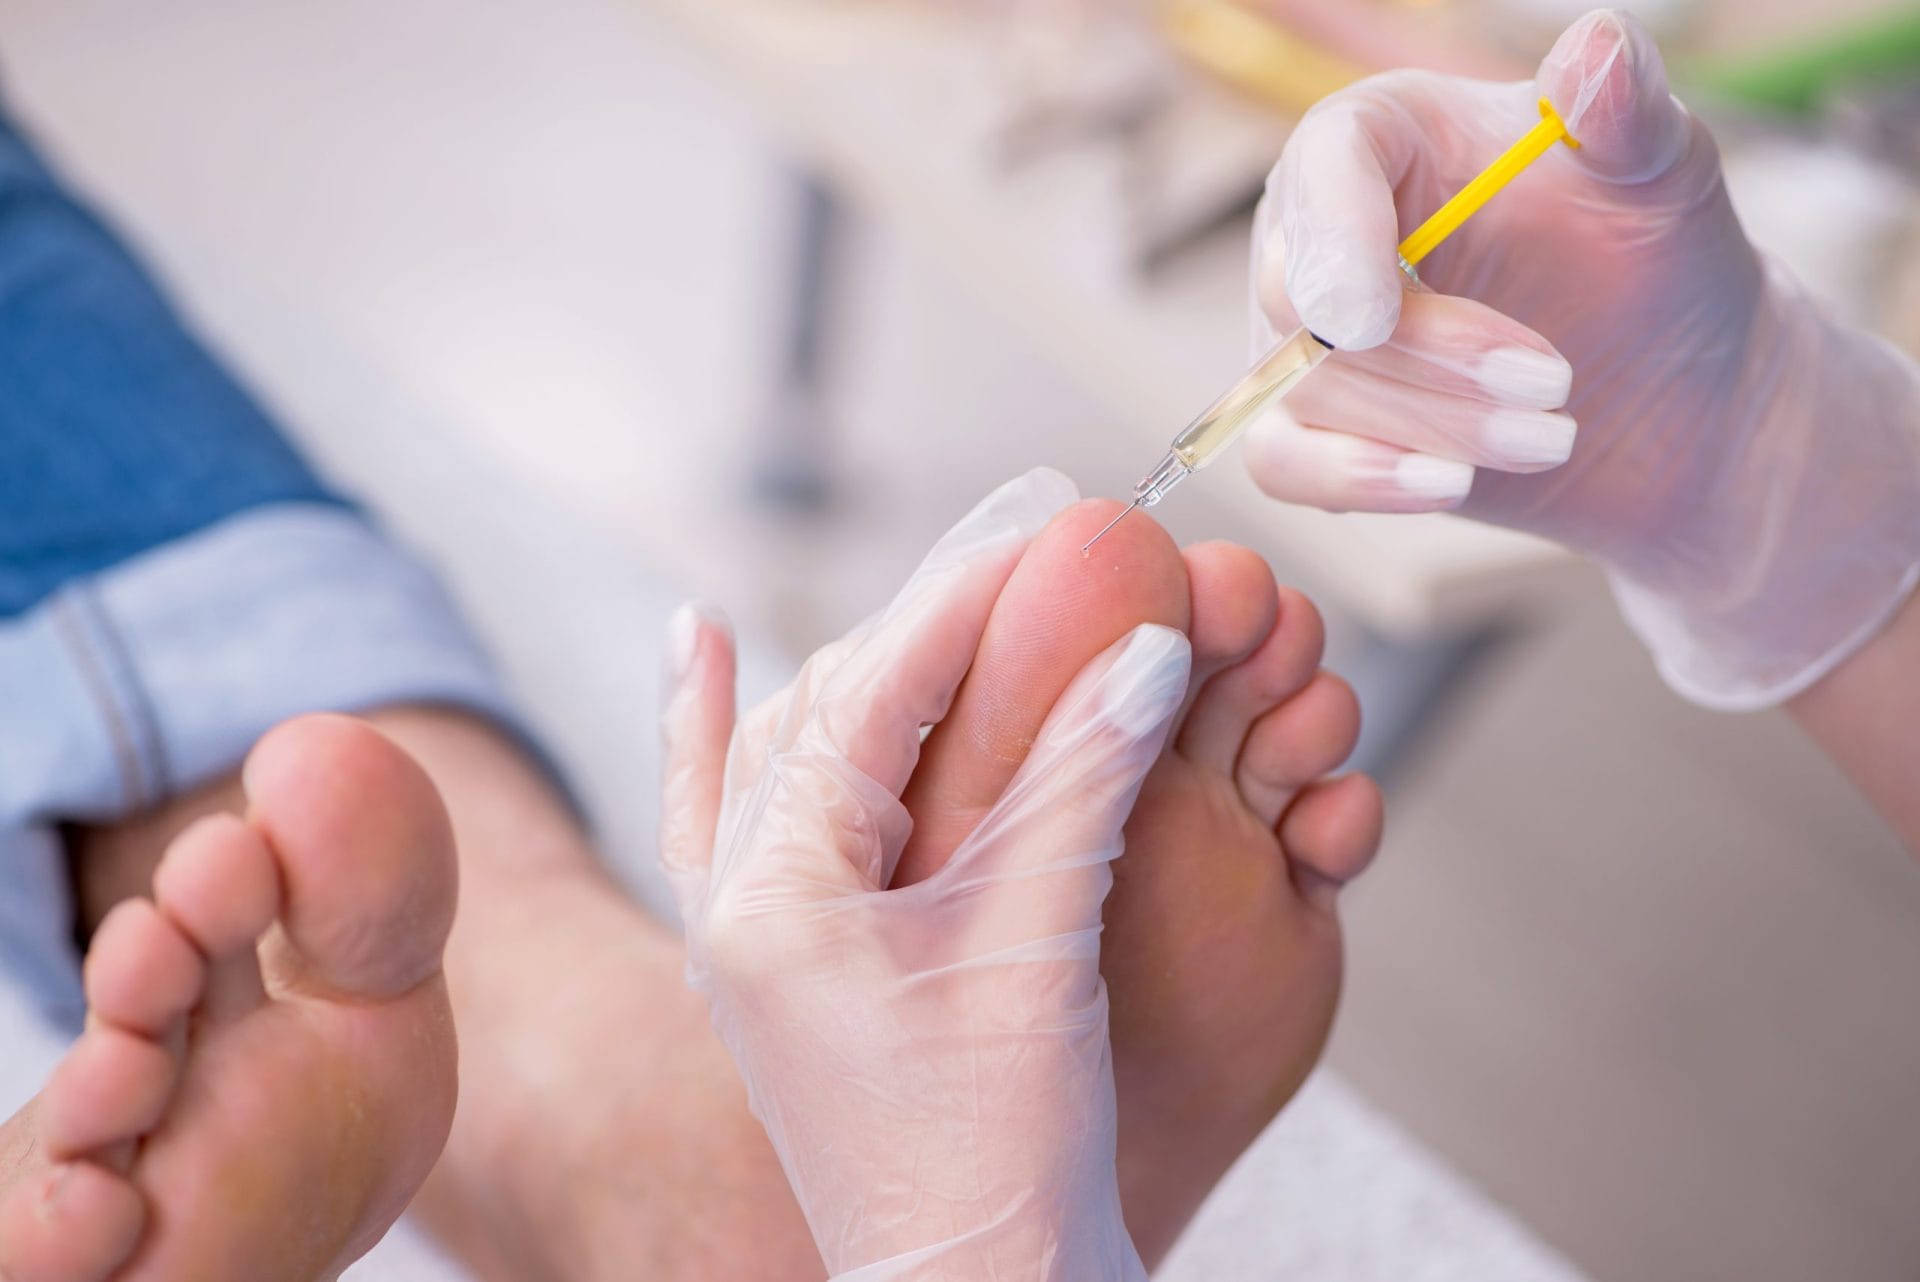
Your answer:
[659,468,1186,1281]
[1250,8,1920,709]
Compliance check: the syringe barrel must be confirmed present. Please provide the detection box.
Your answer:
[1166,326,1332,474]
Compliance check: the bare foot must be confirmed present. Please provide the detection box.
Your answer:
[0,714,458,1282]
[58,706,817,1282]
[896,500,1383,1263]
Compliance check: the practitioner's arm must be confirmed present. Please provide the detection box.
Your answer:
[1790,589,1920,852]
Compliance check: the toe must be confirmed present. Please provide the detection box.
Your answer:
[0,1161,144,1282]
[83,900,205,1039]
[895,500,1191,885]
[151,814,275,1018]
[39,1028,176,1161]
[1233,671,1361,826]
[1177,586,1325,773]
[1280,774,1385,908]
[243,714,457,999]
[1180,543,1278,688]
[152,814,280,961]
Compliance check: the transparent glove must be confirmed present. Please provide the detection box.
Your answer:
[1250,8,1920,709]
[659,468,1186,1281]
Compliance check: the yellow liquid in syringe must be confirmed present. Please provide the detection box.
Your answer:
[1169,325,1331,471]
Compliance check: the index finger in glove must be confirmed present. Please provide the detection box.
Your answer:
[788,467,1078,799]
[939,623,1191,957]
[658,601,739,917]
[709,468,1078,900]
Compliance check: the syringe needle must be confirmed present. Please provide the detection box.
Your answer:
[1082,499,1140,556]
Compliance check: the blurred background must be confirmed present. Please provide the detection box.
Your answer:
[1,0,1917,1278]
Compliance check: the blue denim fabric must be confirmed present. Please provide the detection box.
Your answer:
[0,106,537,1028]
[0,506,536,1027]
[0,111,348,619]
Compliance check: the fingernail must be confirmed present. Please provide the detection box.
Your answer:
[1287,243,1386,351]
[1099,625,1192,738]
[913,468,1079,586]
[973,468,1081,542]
[1485,410,1577,467]
[1393,454,1475,502]
[1541,10,1684,183]
[1475,346,1573,407]
[666,601,729,685]
[1542,10,1632,142]
[1294,275,1396,352]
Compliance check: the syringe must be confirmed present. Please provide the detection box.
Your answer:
[1084,97,1580,555]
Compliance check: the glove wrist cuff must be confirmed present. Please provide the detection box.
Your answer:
[1610,265,1920,710]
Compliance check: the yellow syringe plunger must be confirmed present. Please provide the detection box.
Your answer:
[1396,98,1579,267]
[1085,97,1581,556]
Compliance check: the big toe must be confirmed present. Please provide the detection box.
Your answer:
[895,499,1191,884]
[243,714,457,999]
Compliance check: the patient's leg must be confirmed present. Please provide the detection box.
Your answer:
[897,500,1382,1263]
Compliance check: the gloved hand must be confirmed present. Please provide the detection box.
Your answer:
[659,468,1184,1281]
[1250,8,1920,709]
